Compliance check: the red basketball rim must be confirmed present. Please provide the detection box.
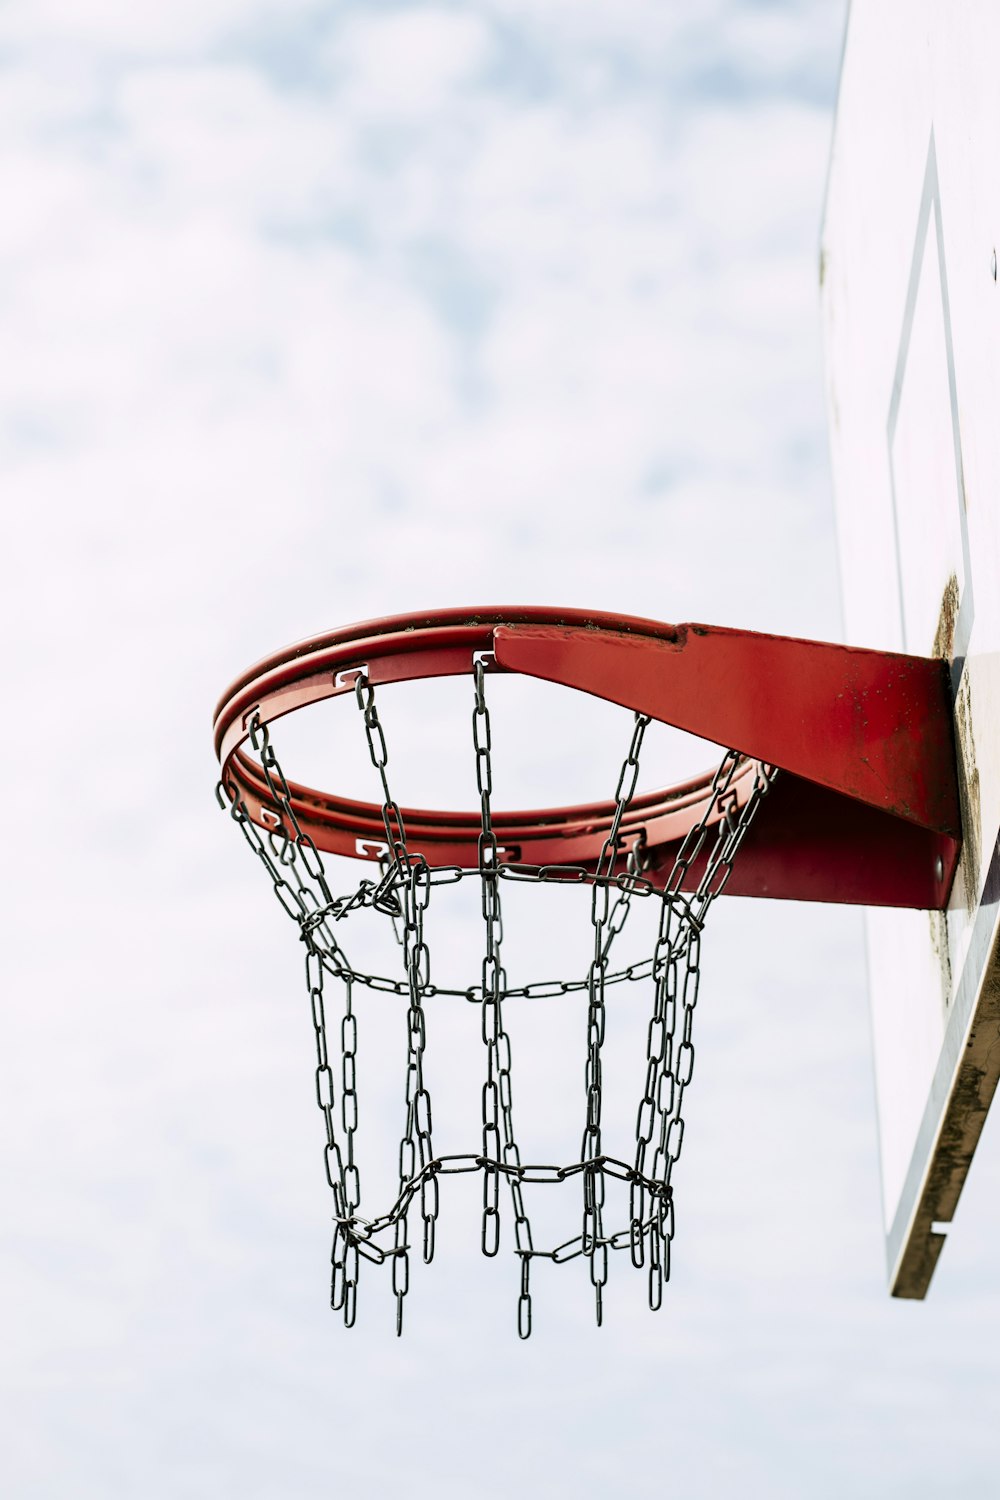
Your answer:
[212,607,755,873]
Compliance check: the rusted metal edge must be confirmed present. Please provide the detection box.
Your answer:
[888,826,1000,1296]
[214,611,963,910]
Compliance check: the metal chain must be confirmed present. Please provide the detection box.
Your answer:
[472,655,533,1337]
[216,717,365,1323]
[219,690,777,1337]
[583,711,649,1326]
[303,862,666,1000]
[353,672,437,1335]
[312,951,362,1327]
[635,753,778,1309]
[340,974,360,1277]
[248,712,337,910]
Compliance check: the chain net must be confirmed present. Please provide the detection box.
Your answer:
[217,659,777,1337]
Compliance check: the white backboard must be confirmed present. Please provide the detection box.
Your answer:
[822,1,1000,1295]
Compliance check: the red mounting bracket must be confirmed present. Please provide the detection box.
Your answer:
[213,608,961,909]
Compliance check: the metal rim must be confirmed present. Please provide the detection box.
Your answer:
[213,607,754,869]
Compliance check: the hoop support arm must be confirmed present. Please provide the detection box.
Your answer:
[213,610,961,909]
[493,622,961,908]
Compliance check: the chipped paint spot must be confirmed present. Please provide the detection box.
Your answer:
[928,908,952,1009]
[932,573,959,661]
[893,939,1000,1298]
[932,574,980,923]
[954,670,981,917]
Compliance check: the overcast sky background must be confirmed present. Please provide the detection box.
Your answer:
[7,2,1000,1496]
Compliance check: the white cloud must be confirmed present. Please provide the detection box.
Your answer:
[0,0,322,55]
[325,9,494,116]
[13,6,995,1500]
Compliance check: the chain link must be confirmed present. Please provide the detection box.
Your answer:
[582,712,649,1325]
[473,655,533,1333]
[219,681,776,1337]
[352,672,437,1335]
[217,715,367,1325]
[633,752,778,1305]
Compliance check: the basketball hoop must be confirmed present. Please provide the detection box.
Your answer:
[213,608,961,1334]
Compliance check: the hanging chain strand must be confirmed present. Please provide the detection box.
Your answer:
[637,754,779,1308]
[472,655,534,1337]
[583,711,650,1326]
[216,713,366,1324]
[218,686,777,1334]
[313,952,361,1327]
[353,671,437,1335]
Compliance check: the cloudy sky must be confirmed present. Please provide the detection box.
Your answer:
[7,2,1000,1496]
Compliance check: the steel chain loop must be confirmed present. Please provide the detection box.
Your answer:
[352,672,437,1335]
[217,717,365,1323]
[473,655,533,1334]
[583,711,649,1325]
[218,680,777,1336]
[635,753,779,1302]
